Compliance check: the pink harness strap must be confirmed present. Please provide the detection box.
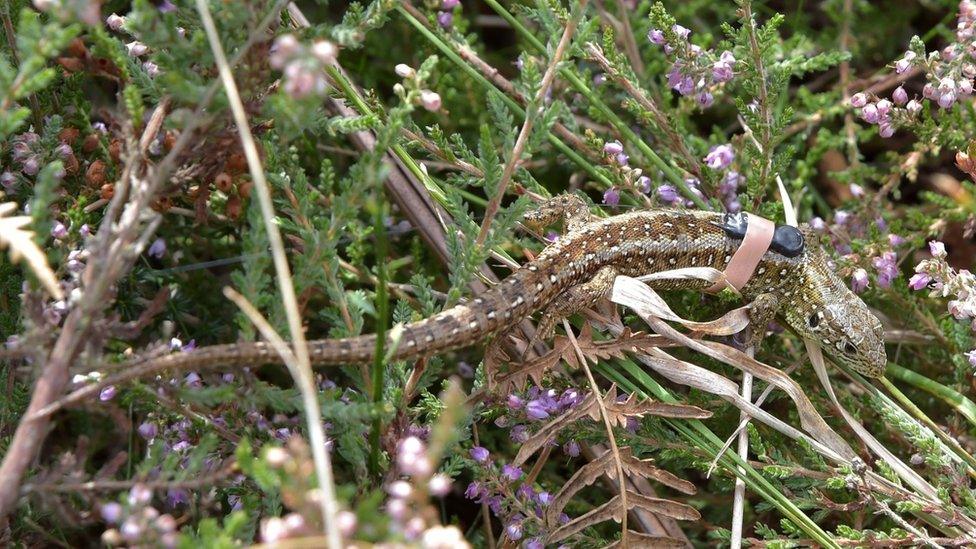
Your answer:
[706,213,776,294]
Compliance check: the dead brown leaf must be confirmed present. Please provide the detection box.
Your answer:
[546,490,700,544]
[546,447,696,527]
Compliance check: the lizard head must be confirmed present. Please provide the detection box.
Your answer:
[781,230,888,378]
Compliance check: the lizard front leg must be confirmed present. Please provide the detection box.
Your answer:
[744,292,781,350]
[535,265,619,341]
[522,193,594,233]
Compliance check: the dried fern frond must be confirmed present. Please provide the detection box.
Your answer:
[0,202,63,300]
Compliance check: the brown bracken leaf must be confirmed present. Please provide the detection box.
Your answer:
[546,490,700,544]
[563,324,673,369]
[513,387,709,467]
[603,532,688,548]
[546,447,696,527]
[587,385,712,429]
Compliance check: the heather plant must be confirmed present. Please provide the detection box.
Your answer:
[7,0,976,547]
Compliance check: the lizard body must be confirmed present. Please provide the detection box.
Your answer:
[132,196,887,377]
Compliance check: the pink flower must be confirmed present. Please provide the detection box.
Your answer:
[420,90,442,111]
[470,446,489,463]
[603,140,624,155]
[893,86,908,105]
[603,187,620,206]
[704,144,735,170]
[851,268,869,293]
[850,92,868,108]
[908,273,931,290]
[860,103,880,124]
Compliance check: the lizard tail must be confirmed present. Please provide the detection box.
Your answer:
[151,263,553,370]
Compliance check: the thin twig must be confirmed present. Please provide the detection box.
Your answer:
[475,2,587,248]
[195,1,340,546]
[564,319,628,546]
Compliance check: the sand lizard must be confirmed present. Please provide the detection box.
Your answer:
[127,194,887,378]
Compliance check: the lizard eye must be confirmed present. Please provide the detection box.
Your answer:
[808,313,819,328]
[844,342,857,354]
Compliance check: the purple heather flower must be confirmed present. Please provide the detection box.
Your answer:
[895,51,916,74]
[166,488,189,507]
[675,74,695,96]
[888,234,906,247]
[184,371,202,387]
[99,385,117,401]
[464,482,483,500]
[148,238,166,258]
[592,73,606,86]
[125,41,149,57]
[860,103,880,124]
[143,61,160,77]
[615,152,629,166]
[876,99,892,116]
[138,421,158,439]
[872,251,898,288]
[961,79,974,95]
[603,140,623,155]
[470,446,490,463]
[647,29,665,45]
[21,157,39,176]
[939,91,957,109]
[878,121,894,138]
[809,217,826,232]
[637,175,651,193]
[850,184,865,198]
[502,464,523,482]
[851,268,869,293]
[908,273,931,290]
[429,474,452,496]
[106,13,125,31]
[1,171,15,190]
[158,0,177,13]
[51,221,68,240]
[967,350,976,368]
[712,53,734,83]
[516,484,535,501]
[437,10,453,28]
[923,83,937,99]
[100,502,122,523]
[525,399,550,420]
[507,394,523,410]
[129,484,152,506]
[929,240,947,258]
[510,424,529,443]
[704,144,734,170]
[671,24,691,40]
[442,0,460,8]
[656,184,679,204]
[719,171,741,196]
[121,518,142,541]
[505,517,523,540]
[526,539,544,549]
[834,210,850,226]
[603,187,620,206]
[696,91,714,108]
[893,86,908,105]
[850,92,868,108]
[564,440,580,456]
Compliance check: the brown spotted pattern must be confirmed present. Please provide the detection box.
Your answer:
[135,207,887,377]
